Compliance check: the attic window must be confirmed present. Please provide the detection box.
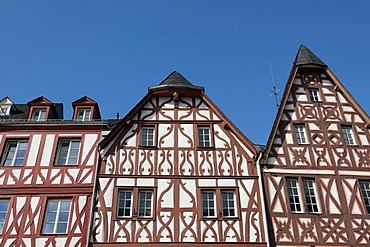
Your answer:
[0,106,10,116]
[76,109,91,121]
[31,108,47,121]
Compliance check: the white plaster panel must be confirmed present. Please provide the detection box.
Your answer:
[141,110,156,121]
[36,238,49,247]
[0,135,3,145]
[213,125,230,148]
[287,95,293,101]
[137,221,153,242]
[337,92,348,103]
[322,79,332,85]
[123,124,138,147]
[328,123,338,131]
[59,134,82,137]
[342,106,354,112]
[196,110,210,120]
[308,122,319,130]
[26,134,41,166]
[143,99,155,109]
[198,179,216,187]
[54,237,67,246]
[50,168,61,184]
[293,78,301,85]
[158,212,174,242]
[342,179,362,214]
[40,134,55,166]
[158,150,174,176]
[178,124,193,148]
[179,179,196,208]
[320,178,341,214]
[266,157,278,165]
[354,115,363,123]
[322,87,332,94]
[80,168,93,184]
[359,135,369,146]
[115,220,131,242]
[178,110,193,121]
[231,132,253,157]
[158,110,174,121]
[6,134,30,138]
[274,147,284,154]
[297,94,308,102]
[116,178,135,186]
[137,178,155,187]
[285,103,294,110]
[195,98,208,108]
[159,97,174,108]
[273,138,281,144]
[158,179,174,208]
[285,133,293,144]
[326,96,337,103]
[211,112,220,121]
[23,169,33,185]
[222,220,239,241]
[100,178,114,208]
[197,151,213,176]
[158,124,174,147]
[344,113,352,122]
[179,211,197,242]
[93,212,104,242]
[281,114,288,121]
[82,134,98,166]
[201,221,217,242]
[178,97,192,108]
[218,179,236,187]
[267,177,283,213]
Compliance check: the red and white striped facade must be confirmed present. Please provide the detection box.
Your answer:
[0,96,103,247]
[91,72,267,247]
[262,46,370,246]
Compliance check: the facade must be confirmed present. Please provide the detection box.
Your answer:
[0,96,104,247]
[91,72,268,247]
[262,46,370,246]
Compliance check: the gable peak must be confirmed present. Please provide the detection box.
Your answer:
[149,71,204,92]
[294,45,327,67]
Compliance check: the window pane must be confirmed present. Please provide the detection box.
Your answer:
[117,191,132,217]
[360,181,370,214]
[140,127,155,146]
[201,191,215,217]
[198,127,211,147]
[43,200,71,234]
[302,179,319,213]
[2,141,28,167]
[138,191,152,217]
[221,191,236,217]
[294,125,307,144]
[0,200,9,232]
[55,140,80,165]
[286,178,302,213]
[342,126,355,145]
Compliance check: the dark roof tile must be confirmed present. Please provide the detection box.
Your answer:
[294,45,326,66]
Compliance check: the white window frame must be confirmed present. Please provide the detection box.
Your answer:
[221,191,236,217]
[55,140,80,166]
[140,126,155,146]
[137,191,153,218]
[0,106,10,116]
[286,178,321,214]
[294,125,308,144]
[42,199,71,234]
[201,191,216,218]
[342,126,356,145]
[76,108,91,121]
[360,181,370,214]
[117,190,133,218]
[198,126,211,147]
[0,199,10,233]
[308,89,320,102]
[31,108,47,121]
[1,140,28,167]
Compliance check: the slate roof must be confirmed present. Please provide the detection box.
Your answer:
[148,71,204,91]
[294,45,327,66]
[0,103,64,120]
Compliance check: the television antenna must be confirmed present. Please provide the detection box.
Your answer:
[269,60,279,111]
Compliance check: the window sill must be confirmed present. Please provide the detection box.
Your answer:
[138,145,158,150]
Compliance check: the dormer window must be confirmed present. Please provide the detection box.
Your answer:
[0,106,10,116]
[31,108,47,121]
[76,109,91,121]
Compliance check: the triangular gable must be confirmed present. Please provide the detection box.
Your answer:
[262,45,370,164]
[0,97,14,105]
[72,96,98,106]
[27,96,53,106]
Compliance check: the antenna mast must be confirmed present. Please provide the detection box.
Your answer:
[269,60,279,111]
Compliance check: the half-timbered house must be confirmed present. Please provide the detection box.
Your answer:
[0,96,104,247]
[262,45,370,246]
[91,72,268,247]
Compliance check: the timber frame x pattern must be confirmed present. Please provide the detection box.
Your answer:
[261,45,370,246]
[91,71,268,246]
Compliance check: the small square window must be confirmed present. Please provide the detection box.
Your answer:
[31,108,47,121]
[360,181,370,214]
[308,89,320,102]
[294,125,307,144]
[55,140,80,165]
[342,126,356,145]
[198,126,211,147]
[140,127,155,146]
[0,199,10,233]
[76,109,91,121]
[1,140,28,167]
[43,199,71,234]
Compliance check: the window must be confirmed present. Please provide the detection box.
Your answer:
[1,140,28,167]
[342,126,356,145]
[286,178,320,213]
[118,191,132,217]
[198,126,211,147]
[43,199,71,234]
[0,200,10,233]
[116,189,154,219]
[0,106,10,116]
[31,108,47,121]
[76,109,91,121]
[55,140,80,165]
[360,181,370,214]
[140,126,155,146]
[201,189,237,219]
[308,89,320,102]
[294,125,307,144]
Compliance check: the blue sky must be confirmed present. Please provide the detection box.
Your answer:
[1,1,369,145]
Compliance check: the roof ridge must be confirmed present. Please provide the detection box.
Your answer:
[294,45,326,66]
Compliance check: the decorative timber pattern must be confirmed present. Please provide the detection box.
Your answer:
[0,128,101,247]
[92,73,266,246]
[263,46,370,246]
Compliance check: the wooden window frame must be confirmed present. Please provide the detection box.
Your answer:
[1,139,29,167]
[341,125,357,146]
[114,187,156,221]
[30,107,48,121]
[308,88,321,102]
[293,124,308,145]
[196,125,214,148]
[73,106,94,121]
[359,180,370,214]
[0,199,10,234]
[199,187,240,220]
[54,139,81,166]
[76,108,92,121]
[139,125,158,148]
[285,177,322,214]
[41,198,72,235]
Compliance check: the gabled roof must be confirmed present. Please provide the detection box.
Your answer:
[0,97,14,105]
[100,71,257,156]
[294,45,327,66]
[72,96,99,106]
[262,45,370,164]
[27,96,53,106]
[148,71,204,91]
